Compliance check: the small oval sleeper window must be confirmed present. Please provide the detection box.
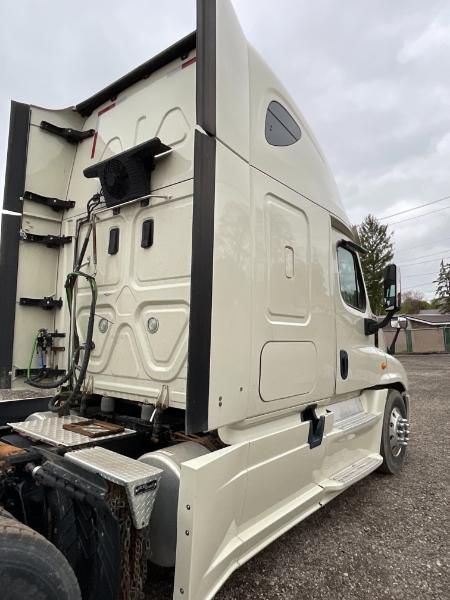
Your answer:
[265,101,301,146]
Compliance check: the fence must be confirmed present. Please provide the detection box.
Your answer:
[384,327,450,354]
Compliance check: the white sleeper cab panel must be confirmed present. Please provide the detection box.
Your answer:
[53,56,197,406]
[250,169,335,415]
[215,0,250,159]
[207,141,252,428]
[265,196,309,320]
[64,49,197,220]
[75,180,193,407]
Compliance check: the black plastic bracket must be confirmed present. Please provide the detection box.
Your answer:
[20,231,72,248]
[388,328,400,355]
[301,405,326,449]
[108,227,120,255]
[19,297,63,310]
[364,311,395,336]
[23,191,75,212]
[15,367,66,378]
[40,120,95,144]
[141,219,154,248]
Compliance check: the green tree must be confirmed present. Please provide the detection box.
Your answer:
[358,214,394,315]
[400,290,429,314]
[434,260,450,314]
[430,297,442,310]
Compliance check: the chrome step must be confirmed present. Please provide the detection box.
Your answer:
[321,454,382,491]
[67,446,162,529]
[334,411,378,432]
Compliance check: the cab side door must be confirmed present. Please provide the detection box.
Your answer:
[332,228,387,395]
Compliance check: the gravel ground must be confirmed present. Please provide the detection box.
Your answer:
[148,354,449,599]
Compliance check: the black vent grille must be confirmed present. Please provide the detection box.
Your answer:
[84,137,171,207]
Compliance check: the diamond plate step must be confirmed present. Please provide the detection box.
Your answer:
[334,412,379,432]
[321,454,382,492]
[8,415,135,448]
[67,446,162,529]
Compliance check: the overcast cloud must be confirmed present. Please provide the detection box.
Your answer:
[1,0,449,298]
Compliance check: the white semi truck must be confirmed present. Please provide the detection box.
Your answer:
[0,1,409,599]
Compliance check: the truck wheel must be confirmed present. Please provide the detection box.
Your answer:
[0,515,81,600]
[378,389,409,475]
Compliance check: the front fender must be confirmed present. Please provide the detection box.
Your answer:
[383,354,409,391]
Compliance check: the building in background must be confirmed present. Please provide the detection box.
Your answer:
[383,310,450,354]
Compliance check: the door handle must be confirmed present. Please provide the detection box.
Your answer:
[340,350,349,380]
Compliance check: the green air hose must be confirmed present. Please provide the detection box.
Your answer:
[25,270,97,403]
[25,194,101,412]
[26,331,40,382]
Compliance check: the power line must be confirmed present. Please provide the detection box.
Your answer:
[403,285,436,292]
[379,194,450,220]
[399,250,450,264]
[399,256,450,267]
[403,279,437,287]
[403,271,438,278]
[403,281,437,289]
[388,205,450,226]
[394,236,450,254]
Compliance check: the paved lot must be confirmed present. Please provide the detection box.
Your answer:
[150,354,449,599]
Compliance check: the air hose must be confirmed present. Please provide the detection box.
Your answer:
[26,194,101,411]
[25,272,97,397]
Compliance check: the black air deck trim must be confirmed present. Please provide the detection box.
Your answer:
[186,132,216,433]
[0,101,30,389]
[186,0,217,433]
[196,0,216,136]
[76,32,196,117]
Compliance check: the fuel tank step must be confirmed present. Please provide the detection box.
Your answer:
[66,446,162,529]
[320,454,382,491]
[334,411,379,432]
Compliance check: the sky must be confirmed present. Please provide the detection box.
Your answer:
[1,0,449,300]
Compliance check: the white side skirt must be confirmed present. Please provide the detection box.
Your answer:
[173,389,387,599]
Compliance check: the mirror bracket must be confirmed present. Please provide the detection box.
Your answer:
[364,309,397,336]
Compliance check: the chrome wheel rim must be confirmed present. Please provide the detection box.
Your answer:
[389,406,409,457]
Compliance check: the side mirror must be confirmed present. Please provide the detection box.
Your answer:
[383,264,401,312]
[365,264,402,336]
[390,316,408,329]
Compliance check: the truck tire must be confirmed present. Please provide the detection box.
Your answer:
[0,515,81,600]
[0,506,14,519]
[378,389,408,475]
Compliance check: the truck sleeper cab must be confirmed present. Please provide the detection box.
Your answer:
[0,1,409,599]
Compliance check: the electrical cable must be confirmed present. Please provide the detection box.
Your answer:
[399,250,450,263]
[379,194,450,220]
[403,271,439,278]
[399,256,450,267]
[394,236,450,254]
[402,279,437,287]
[387,205,450,226]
